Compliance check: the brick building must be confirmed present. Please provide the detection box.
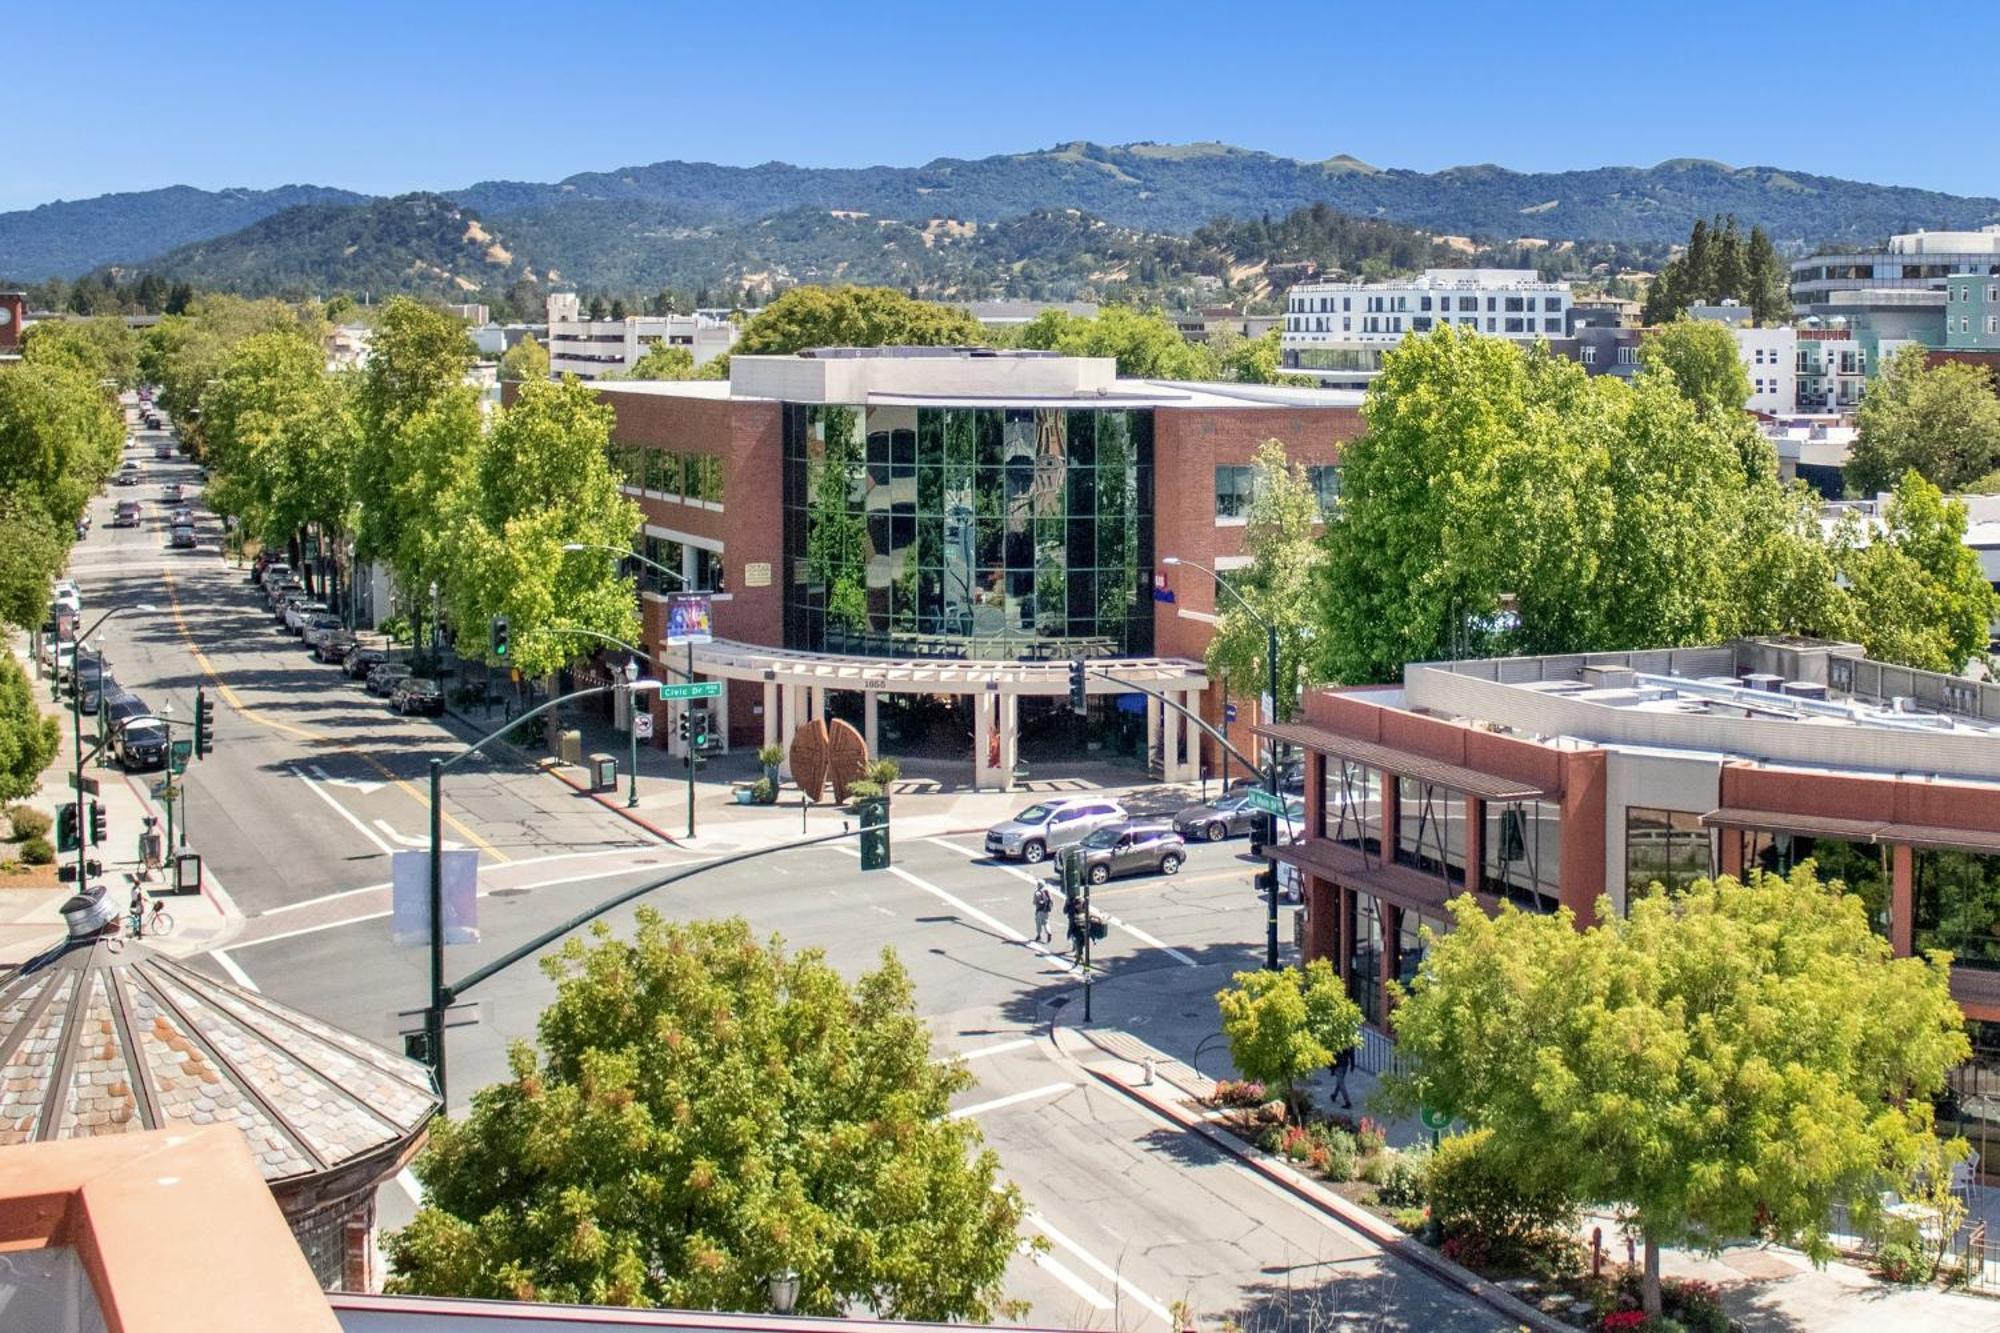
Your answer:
[571,349,1362,787]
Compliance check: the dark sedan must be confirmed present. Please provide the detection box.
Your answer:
[342,646,388,679]
[390,677,444,716]
[1172,791,1305,843]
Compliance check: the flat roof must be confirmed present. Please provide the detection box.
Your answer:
[588,372,1364,411]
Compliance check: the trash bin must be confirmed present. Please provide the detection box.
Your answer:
[173,851,203,895]
[558,728,583,765]
[589,753,618,793]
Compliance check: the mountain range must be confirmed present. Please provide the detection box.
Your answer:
[5,141,1998,299]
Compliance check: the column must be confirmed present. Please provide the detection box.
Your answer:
[763,681,779,749]
[1163,692,1183,786]
[1719,827,1744,880]
[807,685,824,723]
[1337,886,1355,986]
[1464,796,1485,896]
[973,693,994,792]
[1891,842,1914,957]
[997,691,1018,792]
[1306,874,1336,964]
[1380,902,1403,1030]
[863,690,879,756]
[1146,696,1160,772]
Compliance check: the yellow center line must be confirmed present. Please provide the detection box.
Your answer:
[161,570,511,863]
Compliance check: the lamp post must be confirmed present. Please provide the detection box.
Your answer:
[551,623,683,812]
[1163,556,1283,970]
[67,604,156,898]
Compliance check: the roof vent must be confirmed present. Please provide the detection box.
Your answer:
[60,888,118,940]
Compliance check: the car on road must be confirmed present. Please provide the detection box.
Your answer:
[169,506,195,527]
[162,483,183,503]
[366,663,413,696]
[267,578,304,611]
[1071,820,1185,884]
[313,630,357,663]
[72,655,107,714]
[984,796,1128,864]
[111,500,142,527]
[52,580,81,611]
[389,676,444,716]
[301,614,344,649]
[273,590,313,626]
[114,462,141,486]
[1173,790,1304,843]
[113,716,170,771]
[259,560,293,591]
[283,599,328,634]
[154,443,173,460]
[342,646,388,680]
[169,523,196,549]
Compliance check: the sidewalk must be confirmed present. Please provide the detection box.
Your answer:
[2,637,240,966]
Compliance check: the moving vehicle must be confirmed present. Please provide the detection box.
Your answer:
[169,523,196,549]
[389,676,444,716]
[112,501,142,528]
[1173,790,1304,843]
[114,463,141,486]
[313,630,358,663]
[113,717,170,771]
[366,663,413,696]
[154,444,173,461]
[342,646,388,680]
[162,483,183,503]
[984,796,1128,864]
[1072,820,1185,884]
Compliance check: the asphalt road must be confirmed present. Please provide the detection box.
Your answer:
[72,397,1508,1330]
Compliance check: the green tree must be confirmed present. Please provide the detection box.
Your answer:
[732,286,984,356]
[1841,471,1997,674]
[1387,870,1969,1318]
[1638,318,1751,420]
[1728,481,1860,642]
[1204,439,1324,721]
[1016,306,1218,380]
[1215,959,1361,1110]
[0,496,68,632]
[385,914,1027,1319]
[0,360,124,530]
[613,340,694,381]
[1849,344,2000,495]
[0,650,59,802]
[497,334,550,383]
[22,317,138,388]
[1217,325,1315,386]
[443,376,641,678]
[1744,226,1791,325]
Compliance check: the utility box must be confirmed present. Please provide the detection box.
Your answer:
[589,753,618,792]
[173,851,202,896]
[558,728,583,766]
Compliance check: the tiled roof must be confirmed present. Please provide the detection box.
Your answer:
[0,937,438,1185]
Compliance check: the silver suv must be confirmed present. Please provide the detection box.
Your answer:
[985,796,1127,864]
[1073,820,1185,884]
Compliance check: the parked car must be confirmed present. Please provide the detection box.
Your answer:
[313,630,358,663]
[52,580,81,612]
[112,500,142,528]
[390,676,444,716]
[259,563,294,594]
[72,655,107,715]
[113,717,170,771]
[267,578,304,611]
[984,796,1128,864]
[301,614,344,649]
[284,600,328,634]
[1225,758,1307,797]
[101,685,150,736]
[342,646,388,680]
[1072,820,1185,884]
[366,663,413,696]
[169,524,196,549]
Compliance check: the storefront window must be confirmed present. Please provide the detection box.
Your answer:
[1740,832,1890,938]
[1395,777,1467,884]
[1396,910,1446,988]
[1942,1021,2000,1184]
[1915,848,2000,970]
[1485,800,1561,911]
[1625,808,1709,899]
[1352,894,1383,1026]
[1325,759,1381,855]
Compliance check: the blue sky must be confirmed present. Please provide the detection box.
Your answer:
[8,1,1995,211]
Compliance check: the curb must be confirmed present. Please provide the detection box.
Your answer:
[536,760,681,847]
[1073,1050,1576,1333]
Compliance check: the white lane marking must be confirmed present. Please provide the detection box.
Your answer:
[255,851,686,918]
[937,1037,1037,1065]
[374,818,462,851]
[211,950,258,990]
[1031,1250,1114,1311]
[926,836,1041,883]
[1100,914,1197,967]
[947,1081,1074,1120]
[259,880,391,916]
[308,763,385,796]
[228,910,394,950]
[886,864,1079,975]
[1026,1210,1176,1325]
[289,763,396,856]
[870,905,895,918]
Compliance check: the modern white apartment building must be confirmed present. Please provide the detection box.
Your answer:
[1790,226,2000,310]
[1732,324,1796,415]
[1280,269,1571,388]
[545,293,738,380]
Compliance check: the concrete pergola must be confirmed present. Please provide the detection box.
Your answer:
[669,638,1209,791]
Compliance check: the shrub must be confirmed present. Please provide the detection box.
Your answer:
[1313,1126,1358,1181]
[1375,1146,1430,1208]
[1874,1238,1933,1285]
[757,743,785,767]
[1359,1151,1394,1186]
[1426,1129,1579,1261]
[1211,1079,1268,1108]
[19,836,54,866]
[845,780,883,802]
[6,805,51,841]
[749,777,777,805]
[866,757,900,787]
[1659,1278,1727,1333]
[1600,1314,1647,1332]
[1354,1116,1388,1154]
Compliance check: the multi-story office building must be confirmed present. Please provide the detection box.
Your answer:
[548,348,1364,786]
[544,293,737,380]
[1281,270,1572,388]
[1944,274,2000,351]
[1790,226,2000,310]
[1263,636,2000,1172]
[1733,324,1797,415]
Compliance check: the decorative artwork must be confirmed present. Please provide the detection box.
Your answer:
[827,720,868,802]
[789,721,829,803]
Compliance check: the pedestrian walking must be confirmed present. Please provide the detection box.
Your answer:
[1065,893,1089,964]
[1329,1044,1355,1110]
[1032,881,1054,943]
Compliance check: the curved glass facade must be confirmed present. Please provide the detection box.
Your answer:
[782,404,1154,659]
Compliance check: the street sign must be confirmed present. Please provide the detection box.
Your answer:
[1242,787,1290,816]
[633,712,654,739]
[1420,1105,1452,1132]
[657,680,722,701]
[1224,702,1238,724]
[168,739,193,774]
[67,773,100,795]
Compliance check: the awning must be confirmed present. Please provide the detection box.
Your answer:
[1878,824,2000,854]
[1269,838,1515,921]
[1702,808,2000,855]
[1255,722,1550,802]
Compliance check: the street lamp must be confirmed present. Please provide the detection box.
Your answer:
[767,1269,799,1315]
[1163,555,1284,971]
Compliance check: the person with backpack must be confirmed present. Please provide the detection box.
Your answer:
[1032,881,1054,944]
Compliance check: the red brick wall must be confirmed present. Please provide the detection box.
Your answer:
[1721,764,2000,835]
[1152,405,1362,771]
[0,295,23,353]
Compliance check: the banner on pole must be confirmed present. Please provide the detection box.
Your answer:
[665,593,713,646]
[391,849,481,946]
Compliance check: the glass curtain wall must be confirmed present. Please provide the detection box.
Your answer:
[1324,759,1382,857]
[1395,778,1468,886]
[1914,848,2000,970]
[1484,800,1561,911]
[783,404,1153,659]
[1624,808,1711,900]
[1738,832,1891,939]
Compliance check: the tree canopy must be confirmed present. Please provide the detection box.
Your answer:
[1638,318,1753,422]
[1642,215,1791,325]
[1204,439,1323,723]
[497,334,550,383]
[1387,869,1969,1317]
[0,650,60,803]
[613,340,696,382]
[731,286,984,356]
[1840,471,1997,674]
[1849,344,2000,495]
[1215,959,1360,1107]
[1015,305,1216,379]
[385,913,1026,1319]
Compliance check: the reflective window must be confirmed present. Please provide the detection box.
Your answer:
[1395,777,1468,885]
[1215,465,1257,519]
[1484,800,1561,910]
[1353,894,1383,1025]
[1625,807,1709,899]
[1915,849,2000,971]
[1306,465,1341,516]
[1324,759,1381,854]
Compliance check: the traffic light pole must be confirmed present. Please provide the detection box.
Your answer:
[686,640,696,840]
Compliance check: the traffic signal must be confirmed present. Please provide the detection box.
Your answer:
[1067,659,1087,715]
[88,801,107,847]
[489,615,510,659]
[676,712,690,743]
[691,710,709,749]
[193,688,213,758]
[857,791,890,871]
[57,803,79,852]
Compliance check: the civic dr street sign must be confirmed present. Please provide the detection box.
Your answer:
[656,681,722,701]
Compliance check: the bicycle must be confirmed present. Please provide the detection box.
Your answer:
[127,900,174,939]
